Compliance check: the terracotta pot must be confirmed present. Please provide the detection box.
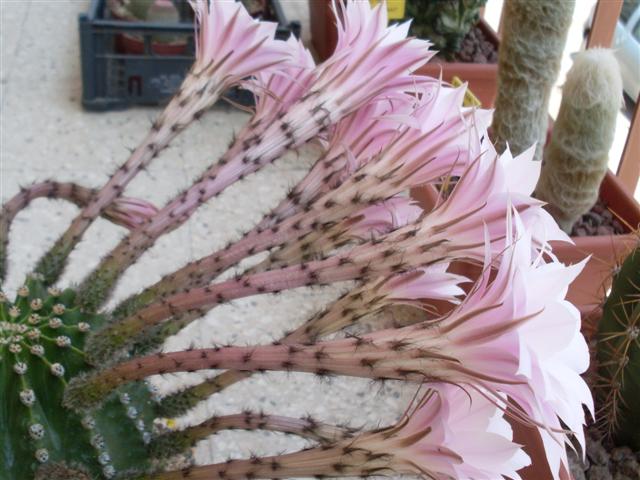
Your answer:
[551,171,640,328]
[308,1,499,106]
[411,169,640,328]
[417,19,499,107]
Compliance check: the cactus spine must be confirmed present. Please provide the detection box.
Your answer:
[491,0,574,161]
[596,247,640,449]
[535,49,622,232]
[0,276,155,479]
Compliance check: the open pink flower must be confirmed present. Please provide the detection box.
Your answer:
[342,213,590,477]
[357,384,530,479]
[242,0,434,162]
[154,0,296,139]
[319,84,493,213]
[418,141,570,262]
[373,83,493,186]
[344,196,423,240]
[322,95,417,185]
[427,221,591,478]
[322,0,435,109]
[380,263,467,306]
[190,0,293,81]
[246,36,316,124]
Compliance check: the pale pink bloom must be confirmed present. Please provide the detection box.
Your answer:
[190,0,292,81]
[345,196,423,239]
[286,94,417,210]
[352,213,590,477]
[418,141,570,262]
[433,223,591,479]
[243,0,434,161]
[155,0,295,133]
[343,84,493,205]
[380,263,467,305]
[247,36,315,124]
[360,384,530,479]
[322,95,417,186]
[502,216,593,477]
[103,197,159,230]
[315,0,435,115]
[275,83,493,238]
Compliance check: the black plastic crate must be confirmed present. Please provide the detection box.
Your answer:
[79,0,301,111]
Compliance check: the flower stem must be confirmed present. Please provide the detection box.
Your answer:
[150,411,354,460]
[141,443,388,480]
[33,74,224,289]
[65,333,445,411]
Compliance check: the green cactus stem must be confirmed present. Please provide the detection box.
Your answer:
[149,411,354,461]
[535,49,623,232]
[596,247,640,449]
[0,276,155,479]
[491,0,574,161]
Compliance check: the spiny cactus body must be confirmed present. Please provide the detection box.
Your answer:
[491,0,574,161]
[535,48,623,232]
[0,276,155,479]
[596,247,640,449]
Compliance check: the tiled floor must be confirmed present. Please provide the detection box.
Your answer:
[0,0,414,475]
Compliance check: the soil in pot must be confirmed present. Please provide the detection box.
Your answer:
[568,427,640,480]
[427,23,498,65]
[570,200,627,237]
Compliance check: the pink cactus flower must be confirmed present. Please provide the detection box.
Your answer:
[244,36,316,124]
[360,384,531,479]
[380,263,467,306]
[416,141,570,263]
[242,0,434,163]
[190,0,293,81]
[344,196,424,239]
[424,218,592,479]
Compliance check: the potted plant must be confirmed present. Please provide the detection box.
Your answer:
[107,0,191,55]
[2,2,595,479]
[536,48,640,319]
[309,0,500,106]
[567,248,640,479]
[490,1,639,317]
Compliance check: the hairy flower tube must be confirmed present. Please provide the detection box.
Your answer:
[86,137,567,363]
[100,83,489,335]
[34,0,294,288]
[78,0,437,311]
[154,257,468,418]
[105,93,420,322]
[137,384,529,480]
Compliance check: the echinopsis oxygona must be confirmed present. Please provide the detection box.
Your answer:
[0,1,592,479]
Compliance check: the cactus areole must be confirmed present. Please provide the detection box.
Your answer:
[0,275,156,479]
[596,248,640,450]
[1,1,594,479]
